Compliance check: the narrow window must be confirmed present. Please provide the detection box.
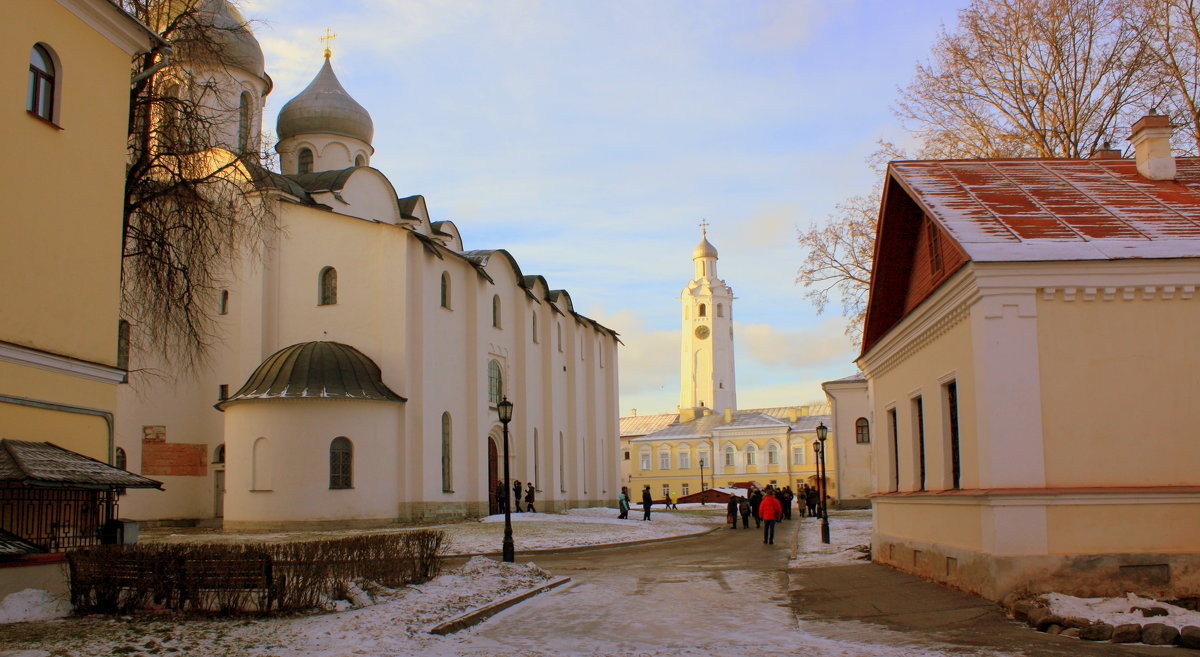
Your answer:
[678,450,690,470]
[559,432,566,492]
[698,303,707,317]
[745,444,756,466]
[533,429,540,484]
[639,451,651,471]
[355,154,366,167]
[681,482,690,496]
[699,451,709,470]
[218,384,228,401]
[440,271,451,309]
[117,320,130,370]
[298,147,314,174]
[487,360,503,404]
[723,445,735,467]
[532,312,539,343]
[913,397,926,492]
[945,381,961,490]
[927,216,943,274]
[855,417,870,444]
[492,295,502,328]
[767,443,779,465]
[624,451,630,461]
[219,290,229,315]
[717,303,724,317]
[662,484,670,498]
[659,450,670,470]
[318,267,337,305]
[252,437,271,490]
[887,408,899,492]
[557,322,563,352]
[28,44,55,122]
[213,443,225,464]
[793,446,805,465]
[114,447,127,470]
[441,412,453,492]
[238,91,252,152]
[329,437,353,489]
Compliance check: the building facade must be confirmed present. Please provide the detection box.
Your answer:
[860,112,1200,600]
[822,373,872,508]
[116,4,620,528]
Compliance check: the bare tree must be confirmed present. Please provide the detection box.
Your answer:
[120,0,274,372]
[895,0,1157,158]
[1133,0,1200,153]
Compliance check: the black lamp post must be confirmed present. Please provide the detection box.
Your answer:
[815,422,830,544]
[498,397,515,562]
[699,457,706,505]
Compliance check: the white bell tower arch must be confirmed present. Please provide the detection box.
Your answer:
[680,222,736,415]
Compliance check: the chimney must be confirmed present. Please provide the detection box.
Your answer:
[724,407,732,423]
[786,408,799,423]
[631,408,637,417]
[1090,141,1122,160]
[1130,109,1176,180]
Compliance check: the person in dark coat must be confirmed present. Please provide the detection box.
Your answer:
[618,486,630,519]
[781,487,794,520]
[806,485,820,517]
[524,482,536,513]
[750,489,763,528]
[495,480,507,514]
[726,495,740,529]
[798,484,810,517]
[738,496,752,528]
[513,479,523,512]
[641,485,653,521]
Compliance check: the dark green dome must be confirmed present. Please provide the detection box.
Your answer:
[218,341,404,409]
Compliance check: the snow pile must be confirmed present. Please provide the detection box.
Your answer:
[789,510,873,568]
[1043,592,1200,630]
[0,588,71,624]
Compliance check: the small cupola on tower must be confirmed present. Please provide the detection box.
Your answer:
[679,222,736,416]
[276,44,374,175]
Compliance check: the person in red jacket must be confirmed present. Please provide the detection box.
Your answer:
[758,486,783,545]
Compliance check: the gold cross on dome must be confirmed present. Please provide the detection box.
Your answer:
[321,28,338,58]
[699,218,709,236]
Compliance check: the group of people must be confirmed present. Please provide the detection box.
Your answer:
[494,479,537,514]
[725,484,825,545]
[617,485,667,520]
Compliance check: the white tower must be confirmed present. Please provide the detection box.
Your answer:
[679,224,736,415]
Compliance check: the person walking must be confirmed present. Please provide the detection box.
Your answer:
[641,485,653,521]
[759,486,783,545]
[738,496,752,529]
[798,484,809,517]
[524,482,536,513]
[726,495,740,529]
[750,489,763,528]
[513,479,523,512]
[664,491,677,510]
[781,487,794,521]
[617,486,630,519]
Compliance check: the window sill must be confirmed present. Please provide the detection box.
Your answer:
[250,489,272,493]
[330,487,354,491]
[26,110,63,130]
[442,489,454,494]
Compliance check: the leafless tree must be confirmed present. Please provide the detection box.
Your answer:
[1132,0,1200,153]
[121,0,274,372]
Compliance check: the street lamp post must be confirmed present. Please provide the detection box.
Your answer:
[815,422,830,544]
[498,397,515,562]
[699,457,706,505]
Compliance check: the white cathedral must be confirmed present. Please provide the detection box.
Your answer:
[117,1,620,528]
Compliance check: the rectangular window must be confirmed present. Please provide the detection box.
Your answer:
[745,450,756,466]
[662,484,670,498]
[624,451,630,461]
[793,447,805,465]
[913,396,926,492]
[767,449,778,465]
[945,381,961,490]
[724,450,734,467]
[698,452,709,470]
[888,408,899,492]
[678,451,691,470]
[681,483,690,496]
[640,453,651,471]
[218,384,229,401]
[659,452,670,470]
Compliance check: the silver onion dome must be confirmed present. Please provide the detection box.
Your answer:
[277,55,374,145]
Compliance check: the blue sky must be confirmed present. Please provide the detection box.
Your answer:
[242,0,969,414]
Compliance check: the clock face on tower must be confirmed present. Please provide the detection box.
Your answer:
[694,325,710,339]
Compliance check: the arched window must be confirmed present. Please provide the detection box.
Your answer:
[219,290,229,315]
[856,417,871,443]
[252,437,271,490]
[557,322,563,351]
[28,44,56,122]
[717,303,724,317]
[318,266,337,305]
[723,445,735,467]
[238,91,253,152]
[298,147,314,174]
[213,443,226,464]
[487,360,503,404]
[355,154,366,167]
[114,447,127,470]
[329,437,353,489]
[532,312,539,343]
[698,303,707,317]
[745,444,757,466]
[441,413,452,492]
[767,443,779,465]
[440,271,451,309]
[492,295,502,328]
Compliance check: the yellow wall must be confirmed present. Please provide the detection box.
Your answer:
[1047,503,1200,554]
[628,432,829,498]
[874,500,983,551]
[1037,298,1200,487]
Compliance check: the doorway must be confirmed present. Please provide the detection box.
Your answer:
[213,469,225,518]
[488,437,499,515]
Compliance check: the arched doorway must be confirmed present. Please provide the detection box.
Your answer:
[488,437,499,515]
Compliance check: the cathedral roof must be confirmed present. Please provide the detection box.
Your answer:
[217,341,405,409]
[182,0,270,87]
[693,234,718,259]
[277,56,374,144]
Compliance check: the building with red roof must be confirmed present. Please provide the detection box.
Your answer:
[858,111,1200,601]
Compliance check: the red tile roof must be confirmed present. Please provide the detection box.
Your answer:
[890,157,1200,261]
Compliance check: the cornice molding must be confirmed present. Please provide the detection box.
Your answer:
[56,0,159,55]
[0,341,125,384]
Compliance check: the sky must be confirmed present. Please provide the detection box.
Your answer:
[240,0,970,415]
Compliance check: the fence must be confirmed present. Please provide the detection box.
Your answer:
[67,530,445,615]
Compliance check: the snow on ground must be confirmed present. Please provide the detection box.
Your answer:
[0,589,71,624]
[142,506,723,554]
[1043,591,1200,630]
[789,509,873,568]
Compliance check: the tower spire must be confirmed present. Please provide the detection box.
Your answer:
[679,229,736,417]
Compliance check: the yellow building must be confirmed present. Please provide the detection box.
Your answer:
[860,111,1200,601]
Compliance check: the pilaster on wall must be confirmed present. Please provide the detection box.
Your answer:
[969,289,1045,489]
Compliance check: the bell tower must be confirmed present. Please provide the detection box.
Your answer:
[679,222,736,417]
